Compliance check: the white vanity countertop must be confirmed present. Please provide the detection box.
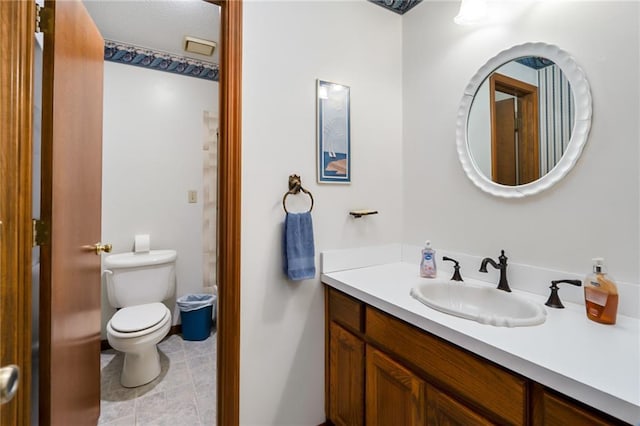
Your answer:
[322,261,640,424]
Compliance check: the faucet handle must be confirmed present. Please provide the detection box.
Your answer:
[442,256,463,282]
[545,279,582,309]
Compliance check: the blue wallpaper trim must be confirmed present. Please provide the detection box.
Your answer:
[516,57,554,70]
[104,40,219,82]
[368,0,422,15]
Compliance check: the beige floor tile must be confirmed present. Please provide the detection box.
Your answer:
[137,397,200,426]
[99,399,135,425]
[99,415,136,426]
[99,331,216,425]
[157,334,184,354]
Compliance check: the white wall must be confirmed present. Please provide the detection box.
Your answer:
[240,1,638,424]
[101,62,218,333]
[403,2,639,283]
[241,1,403,424]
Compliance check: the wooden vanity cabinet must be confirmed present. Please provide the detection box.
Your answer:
[365,307,526,424]
[325,286,626,426]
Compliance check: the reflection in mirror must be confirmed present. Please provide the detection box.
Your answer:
[468,57,575,186]
[456,42,591,198]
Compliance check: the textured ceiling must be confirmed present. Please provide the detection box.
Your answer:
[83,0,220,64]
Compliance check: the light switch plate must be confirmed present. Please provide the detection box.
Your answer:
[188,190,197,203]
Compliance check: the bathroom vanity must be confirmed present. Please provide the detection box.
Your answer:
[321,250,639,426]
[325,286,626,425]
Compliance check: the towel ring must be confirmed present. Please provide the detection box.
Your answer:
[283,174,314,213]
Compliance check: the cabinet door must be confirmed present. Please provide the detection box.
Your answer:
[366,346,426,426]
[329,322,365,426]
[532,386,620,426]
[426,384,494,426]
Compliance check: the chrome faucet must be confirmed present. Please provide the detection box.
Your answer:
[479,250,511,292]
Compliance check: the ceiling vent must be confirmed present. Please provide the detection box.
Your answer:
[184,36,216,56]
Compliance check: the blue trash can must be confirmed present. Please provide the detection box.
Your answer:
[177,294,215,341]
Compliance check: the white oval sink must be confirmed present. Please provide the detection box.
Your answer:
[410,281,546,327]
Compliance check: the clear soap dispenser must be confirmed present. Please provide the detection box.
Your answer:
[583,258,618,325]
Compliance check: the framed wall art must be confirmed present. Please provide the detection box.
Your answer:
[317,79,350,183]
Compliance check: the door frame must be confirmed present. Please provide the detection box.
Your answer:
[215,1,242,425]
[0,0,242,424]
[0,1,34,424]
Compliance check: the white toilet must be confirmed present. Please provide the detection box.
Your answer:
[104,249,177,388]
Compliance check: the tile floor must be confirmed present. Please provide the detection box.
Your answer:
[98,331,217,425]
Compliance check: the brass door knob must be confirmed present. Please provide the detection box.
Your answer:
[0,365,19,405]
[94,243,113,255]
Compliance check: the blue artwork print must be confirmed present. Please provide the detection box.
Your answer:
[317,80,350,183]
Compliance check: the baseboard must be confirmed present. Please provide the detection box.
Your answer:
[100,324,182,351]
[168,324,182,337]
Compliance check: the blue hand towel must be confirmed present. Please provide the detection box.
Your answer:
[283,212,316,281]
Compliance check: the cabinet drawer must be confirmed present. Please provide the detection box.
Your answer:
[366,307,527,425]
[532,385,626,426]
[426,384,494,426]
[329,288,364,333]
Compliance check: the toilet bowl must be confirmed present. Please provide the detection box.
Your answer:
[106,302,171,387]
[104,250,177,388]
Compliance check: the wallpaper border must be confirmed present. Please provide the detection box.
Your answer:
[104,40,219,82]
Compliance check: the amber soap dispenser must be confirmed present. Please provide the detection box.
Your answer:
[583,258,618,325]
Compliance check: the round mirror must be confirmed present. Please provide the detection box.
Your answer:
[456,43,592,198]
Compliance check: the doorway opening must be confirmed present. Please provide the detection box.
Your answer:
[0,1,242,425]
[490,72,539,186]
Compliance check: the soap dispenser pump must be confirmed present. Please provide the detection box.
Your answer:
[583,258,619,325]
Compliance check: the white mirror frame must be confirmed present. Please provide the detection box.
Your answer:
[456,42,592,198]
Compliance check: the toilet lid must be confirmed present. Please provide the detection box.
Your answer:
[110,303,168,333]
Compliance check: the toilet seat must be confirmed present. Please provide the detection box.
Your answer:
[108,303,170,339]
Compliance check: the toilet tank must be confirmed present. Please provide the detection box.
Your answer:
[104,250,177,308]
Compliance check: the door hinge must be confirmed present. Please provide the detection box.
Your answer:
[35,3,52,34]
[32,219,49,247]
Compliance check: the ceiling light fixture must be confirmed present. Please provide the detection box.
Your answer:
[454,0,488,25]
[184,36,216,56]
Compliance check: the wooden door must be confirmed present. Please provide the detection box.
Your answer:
[366,346,425,426]
[493,98,517,185]
[329,322,364,426]
[40,0,104,424]
[425,384,493,426]
[516,95,540,185]
[490,72,540,186]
